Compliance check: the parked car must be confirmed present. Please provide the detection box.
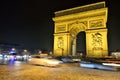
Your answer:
[29,55,63,67]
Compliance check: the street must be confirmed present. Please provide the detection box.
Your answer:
[0,61,120,80]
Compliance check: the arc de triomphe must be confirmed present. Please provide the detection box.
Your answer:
[52,1,108,58]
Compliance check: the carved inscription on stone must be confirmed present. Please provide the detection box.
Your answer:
[56,25,66,32]
[89,19,104,29]
[91,32,103,51]
[91,32,103,47]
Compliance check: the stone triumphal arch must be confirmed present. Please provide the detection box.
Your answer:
[52,1,108,58]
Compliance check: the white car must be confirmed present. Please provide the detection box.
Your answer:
[29,55,63,67]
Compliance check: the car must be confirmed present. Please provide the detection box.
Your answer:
[72,58,81,62]
[55,56,74,63]
[29,55,63,67]
[79,61,118,71]
[61,57,74,63]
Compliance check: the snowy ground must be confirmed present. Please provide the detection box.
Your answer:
[0,61,120,80]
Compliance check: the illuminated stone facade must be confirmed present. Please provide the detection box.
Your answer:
[53,1,108,58]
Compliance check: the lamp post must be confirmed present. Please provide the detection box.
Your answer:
[24,49,28,61]
[12,48,15,51]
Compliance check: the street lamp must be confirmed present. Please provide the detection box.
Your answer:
[23,49,28,61]
[24,49,27,53]
[10,48,16,55]
[12,48,15,51]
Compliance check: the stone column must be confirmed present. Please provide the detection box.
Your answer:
[72,37,76,56]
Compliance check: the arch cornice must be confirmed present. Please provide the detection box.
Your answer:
[53,8,108,23]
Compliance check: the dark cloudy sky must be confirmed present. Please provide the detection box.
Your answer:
[0,0,120,52]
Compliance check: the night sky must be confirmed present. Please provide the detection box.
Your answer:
[0,0,120,52]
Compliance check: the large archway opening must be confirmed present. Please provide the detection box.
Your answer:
[76,32,86,56]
